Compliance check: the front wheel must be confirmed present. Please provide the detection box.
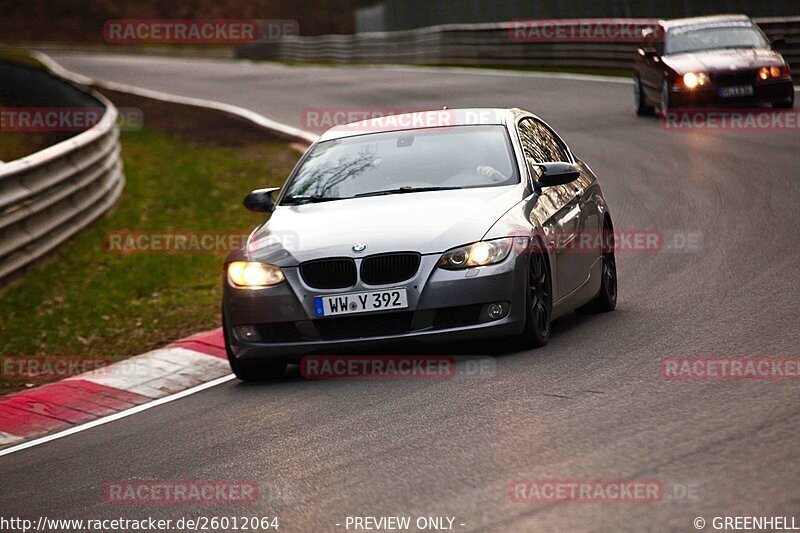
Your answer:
[634,75,654,116]
[519,246,552,347]
[659,80,673,118]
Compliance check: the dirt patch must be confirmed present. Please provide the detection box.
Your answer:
[96,87,306,149]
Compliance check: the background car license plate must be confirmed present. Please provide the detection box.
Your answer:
[719,85,754,98]
[314,289,408,317]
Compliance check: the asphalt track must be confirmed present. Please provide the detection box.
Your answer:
[1,53,799,531]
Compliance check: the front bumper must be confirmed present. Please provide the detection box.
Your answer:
[223,250,528,362]
[671,77,794,107]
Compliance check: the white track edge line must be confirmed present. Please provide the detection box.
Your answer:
[0,374,236,458]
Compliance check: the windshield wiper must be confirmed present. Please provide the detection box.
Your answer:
[354,186,462,198]
[281,194,343,205]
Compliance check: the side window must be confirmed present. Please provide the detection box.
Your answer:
[517,118,570,166]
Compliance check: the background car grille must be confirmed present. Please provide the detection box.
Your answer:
[713,70,757,86]
[360,253,421,285]
[300,258,357,289]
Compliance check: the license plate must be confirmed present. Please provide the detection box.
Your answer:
[719,85,754,98]
[314,289,408,317]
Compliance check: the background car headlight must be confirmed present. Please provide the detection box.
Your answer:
[759,66,790,79]
[227,261,284,287]
[682,72,708,89]
[437,238,513,270]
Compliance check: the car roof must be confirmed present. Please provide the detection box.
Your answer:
[661,14,752,31]
[318,108,525,141]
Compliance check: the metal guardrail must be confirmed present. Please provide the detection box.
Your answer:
[238,17,800,79]
[0,65,124,284]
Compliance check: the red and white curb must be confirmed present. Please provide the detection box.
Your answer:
[0,54,319,457]
[0,329,230,451]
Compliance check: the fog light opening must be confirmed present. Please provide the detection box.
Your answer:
[234,325,261,342]
[481,302,510,322]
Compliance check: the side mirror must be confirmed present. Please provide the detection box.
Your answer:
[534,162,580,189]
[771,36,786,48]
[641,47,659,60]
[243,187,279,213]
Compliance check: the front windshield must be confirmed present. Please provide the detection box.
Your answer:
[281,125,518,203]
[665,23,769,55]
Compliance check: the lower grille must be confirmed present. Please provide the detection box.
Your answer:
[713,70,757,86]
[360,253,421,285]
[300,258,356,289]
[313,311,414,340]
[433,304,484,329]
[255,321,307,341]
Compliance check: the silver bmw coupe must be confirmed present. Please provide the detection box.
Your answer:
[222,108,617,380]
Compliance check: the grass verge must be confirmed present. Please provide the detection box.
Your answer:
[0,90,301,395]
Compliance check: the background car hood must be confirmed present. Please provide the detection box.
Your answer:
[247,186,522,265]
[664,48,783,74]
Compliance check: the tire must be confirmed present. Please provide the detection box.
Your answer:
[659,80,673,118]
[577,218,618,314]
[634,75,654,116]
[519,245,552,348]
[223,311,287,381]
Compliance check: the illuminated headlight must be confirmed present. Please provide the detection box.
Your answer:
[760,66,790,80]
[437,238,513,270]
[227,261,284,288]
[682,72,708,89]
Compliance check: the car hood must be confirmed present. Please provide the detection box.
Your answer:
[245,186,522,265]
[663,48,784,74]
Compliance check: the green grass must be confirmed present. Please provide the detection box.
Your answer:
[0,128,298,394]
[0,131,52,163]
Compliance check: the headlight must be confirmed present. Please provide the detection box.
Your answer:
[227,261,284,288]
[759,66,789,80]
[437,238,513,270]
[682,72,708,89]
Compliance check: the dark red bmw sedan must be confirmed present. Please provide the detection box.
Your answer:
[633,14,795,116]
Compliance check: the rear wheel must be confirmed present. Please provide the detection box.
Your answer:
[577,219,617,314]
[520,245,552,347]
[634,75,654,116]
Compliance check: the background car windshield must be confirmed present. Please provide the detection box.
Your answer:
[282,125,518,200]
[666,24,769,54]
